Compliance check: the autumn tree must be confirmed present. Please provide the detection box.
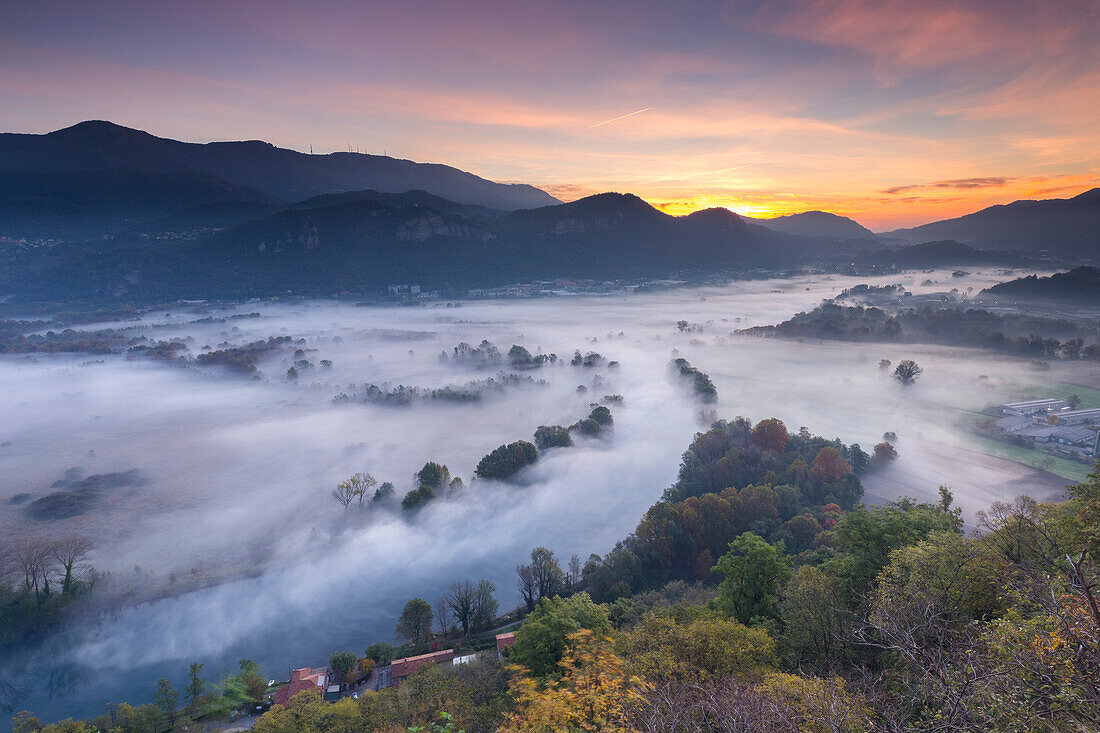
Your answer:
[872,441,898,468]
[751,418,789,453]
[810,446,851,485]
[501,630,649,733]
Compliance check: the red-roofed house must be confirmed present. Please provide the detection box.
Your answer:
[495,632,516,657]
[389,649,455,683]
[274,667,327,706]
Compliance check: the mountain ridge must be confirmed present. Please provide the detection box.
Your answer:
[0,120,560,213]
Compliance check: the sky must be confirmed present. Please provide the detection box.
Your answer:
[2,0,1098,229]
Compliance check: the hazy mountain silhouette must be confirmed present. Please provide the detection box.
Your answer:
[742,210,878,240]
[857,240,1022,268]
[880,188,1100,256]
[0,121,559,231]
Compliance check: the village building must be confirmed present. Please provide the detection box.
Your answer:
[273,667,327,706]
[1054,408,1100,426]
[389,649,455,684]
[495,632,516,657]
[994,415,1034,433]
[1000,398,1069,416]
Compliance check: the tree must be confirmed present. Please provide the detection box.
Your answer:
[751,418,789,453]
[509,593,612,677]
[810,446,851,485]
[879,358,892,370]
[534,425,573,451]
[617,613,776,682]
[501,630,649,733]
[238,659,267,701]
[893,359,923,385]
[434,596,452,635]
[396,598,433,648]
[401,485,435,510]
[50,535,92,596]
[517,564,537,612]
[475,441,538,480]
[373,481,395,502]
[335,472,377,508]
[447,580,476,637]
[779,566,849,672]
[588,405,613,426]
[185,662,205,709]
[1067,393,1082,409]
[365,642,396,666]
[153,679,178,721]
[831,499,961,592]
[473,579,498,631]
[13,537,51,605]
[332,481,357,510]
[712,532,790,624]
[872,441,898,468]
[11,712,42,733]
[328,651,358,681]
[530,546,565,601]
[416,462,451,491]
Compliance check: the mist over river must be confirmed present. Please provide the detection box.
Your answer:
[0,269,1081,724]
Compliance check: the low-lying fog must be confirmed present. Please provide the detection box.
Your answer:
[1,268,1086,723]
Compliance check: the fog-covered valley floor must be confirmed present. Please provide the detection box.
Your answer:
[1,268,1088,723]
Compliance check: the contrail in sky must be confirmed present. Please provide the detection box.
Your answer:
[586,107,652,129]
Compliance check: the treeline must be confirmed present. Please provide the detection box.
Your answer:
[333,373,545,406]
[744,301,1100,361]
[332,405,615,512]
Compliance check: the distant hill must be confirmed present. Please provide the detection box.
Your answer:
[880,188,1100,257]
[1,193,883,303]
[0,167,278,238]
[0,120,559,237]
[858,240,1022,268]
[743,210,878,240]
[982,266,1100,303]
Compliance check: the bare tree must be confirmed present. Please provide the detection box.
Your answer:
[568,554,582,590]
[434,596,452,635]
[517,564,537,612]
[472,579,498,631]
[447,579,476,636]
[14,537,52,604]
[51,535,93,596]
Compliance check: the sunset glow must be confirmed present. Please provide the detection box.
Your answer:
[3,0,1098,229]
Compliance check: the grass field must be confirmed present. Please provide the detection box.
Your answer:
[1020,381,1100,410]
[965,431,1090,483]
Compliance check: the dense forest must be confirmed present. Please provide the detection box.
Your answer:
[982,267,1100,304]
[744,302,1100,361]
